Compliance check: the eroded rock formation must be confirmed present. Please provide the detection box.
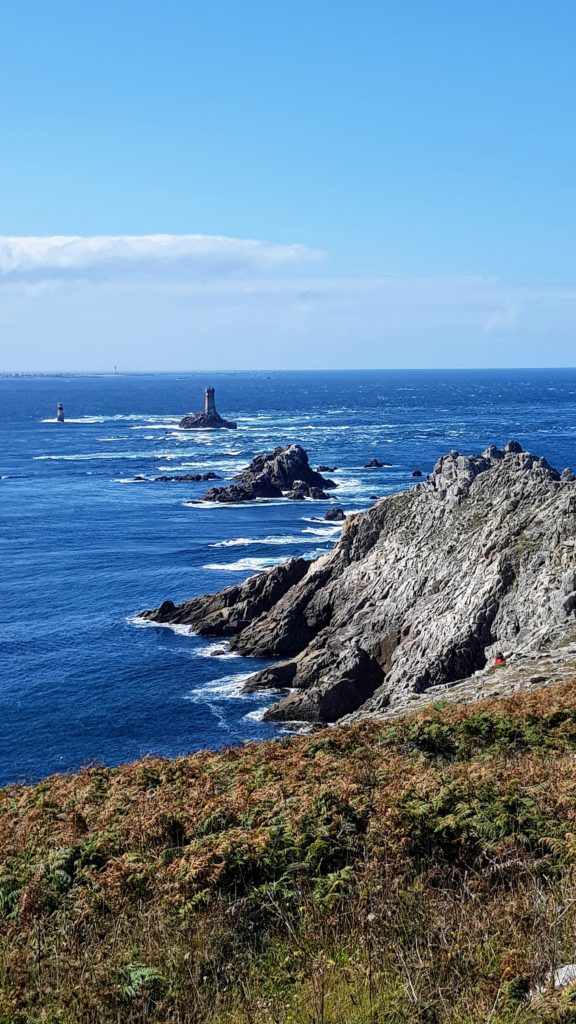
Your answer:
[143,444,576,723]
[201,444,337,503]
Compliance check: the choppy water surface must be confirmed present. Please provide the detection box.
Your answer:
[1,369,575,784]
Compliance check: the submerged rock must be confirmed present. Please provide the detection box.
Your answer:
[201,444,337,503]
[144,444,576,724]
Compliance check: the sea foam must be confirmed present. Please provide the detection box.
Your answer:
[203,556,285,572]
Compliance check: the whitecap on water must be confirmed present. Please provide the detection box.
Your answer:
[35,451,180,462]
[210,534,322,548]
[127,615,195,636]
[113,476,154,483]
[302,525,342,536]
[184,672,254,702]
[183,499,289,509]
[197,641,240,659]
[243,707,267,722]
[41,415,105,424]
[203,556,285,572]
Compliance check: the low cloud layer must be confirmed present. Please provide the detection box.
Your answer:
[1,234,575,370]
[0,234,324,280]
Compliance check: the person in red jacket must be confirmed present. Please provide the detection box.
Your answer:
[494,652,506,667]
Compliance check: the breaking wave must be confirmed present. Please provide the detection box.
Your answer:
[203,557,286,572]
[209,534,320,548]
[127,615,195,636]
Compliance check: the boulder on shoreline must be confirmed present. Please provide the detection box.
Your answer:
[201,444,337,503]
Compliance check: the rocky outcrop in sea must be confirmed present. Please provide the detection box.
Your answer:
[142,443,576,723]
[179,387,237,430]
[201,444,337,502]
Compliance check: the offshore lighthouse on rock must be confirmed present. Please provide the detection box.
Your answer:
[179,387,237,430]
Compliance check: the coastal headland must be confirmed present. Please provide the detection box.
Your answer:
[144,442,576,723]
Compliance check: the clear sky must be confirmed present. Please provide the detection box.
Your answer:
[1,0,575,370]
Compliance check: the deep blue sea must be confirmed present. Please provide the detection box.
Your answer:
[1,369,575,786]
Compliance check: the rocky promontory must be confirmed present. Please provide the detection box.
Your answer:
[201,443,337,502]
[143,443,576,723]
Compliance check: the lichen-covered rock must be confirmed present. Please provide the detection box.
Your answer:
[145,444,576,724]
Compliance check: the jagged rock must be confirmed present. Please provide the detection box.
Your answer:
[145,444,576,724]
[561,468,574,482]
[318,465,336,472]
[411,469,423,477]
[364,458,384,468]
[140,558,311,636]
[202,445,337,503]
[203,481,283,503]
[324,508,346,521]
[179,387,237,430]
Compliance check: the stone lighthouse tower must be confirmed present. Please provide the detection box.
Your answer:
[204,387,216,416]
[56,402,65,423]
[179,386,237,429]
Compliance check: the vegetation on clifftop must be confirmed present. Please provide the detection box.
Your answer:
[2,682,576,1023]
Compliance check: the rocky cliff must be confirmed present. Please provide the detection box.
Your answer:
[142,443,576,722]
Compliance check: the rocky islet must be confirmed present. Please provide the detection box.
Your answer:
[200,443,337,502]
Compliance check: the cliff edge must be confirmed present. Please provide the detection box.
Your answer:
[142,443,576,722]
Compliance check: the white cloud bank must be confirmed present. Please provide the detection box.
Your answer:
[0,234,575,370]
[0,234,324,279]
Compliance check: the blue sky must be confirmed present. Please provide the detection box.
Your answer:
[1,1,575,370]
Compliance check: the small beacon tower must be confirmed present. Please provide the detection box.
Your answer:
[204,387,216,416]
[56,402,65,423]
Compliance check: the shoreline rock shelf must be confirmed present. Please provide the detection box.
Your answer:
[142,442,576,724]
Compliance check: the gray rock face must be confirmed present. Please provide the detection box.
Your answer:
[144,444,576,723]
[140,558,311,637]
[202,444,337,503]
[324,508,346,521]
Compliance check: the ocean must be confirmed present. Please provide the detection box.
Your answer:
[1,369,575,786]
